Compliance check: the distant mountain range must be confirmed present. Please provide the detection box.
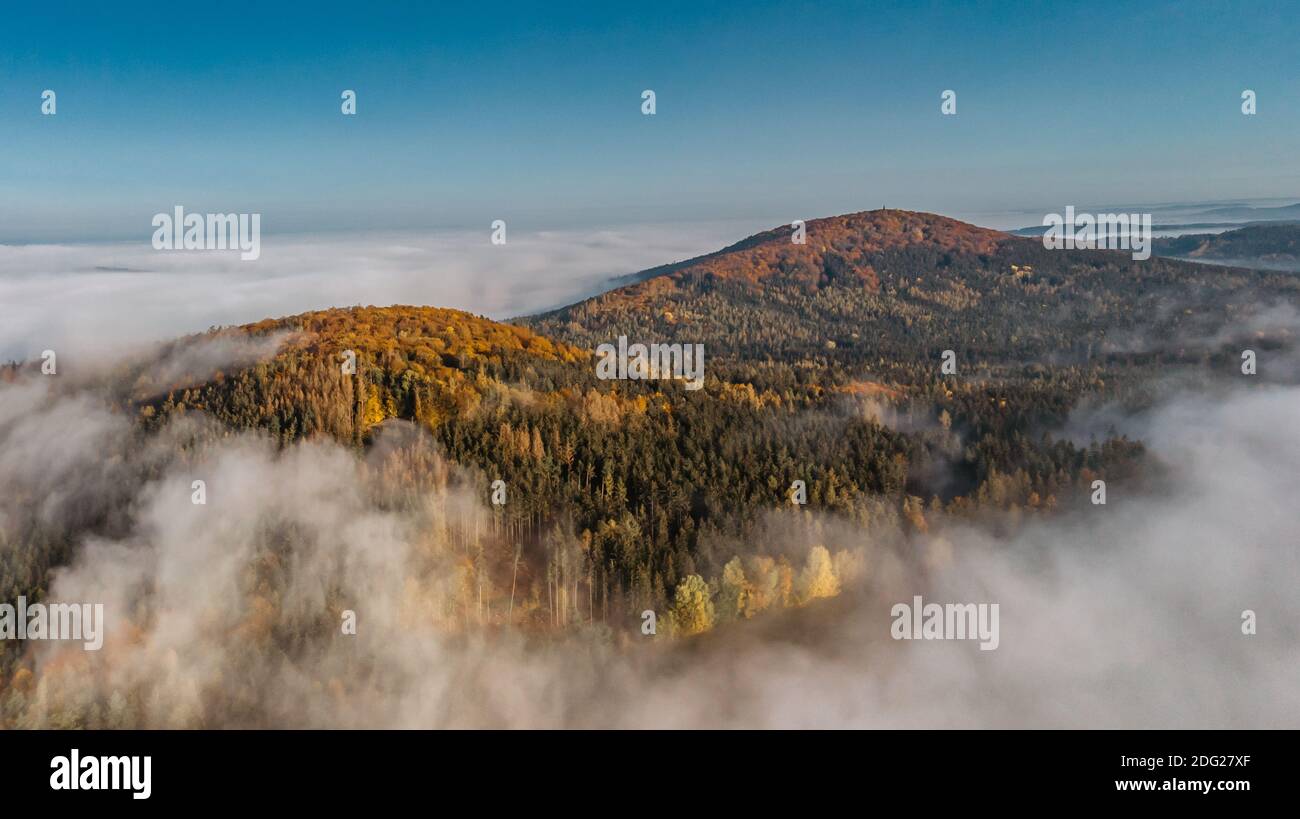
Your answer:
[1010,202,1300,237]
[1187,202,1300,221]
[1153,223,1300,272]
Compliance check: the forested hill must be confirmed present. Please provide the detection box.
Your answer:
[116,305,589,444]
[523,209,1297,378]
[1153,223,1300,271]
[607,209,1007,292]
[68,290,1144,644]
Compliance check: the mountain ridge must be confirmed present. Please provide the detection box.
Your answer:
[603,209,1012,295]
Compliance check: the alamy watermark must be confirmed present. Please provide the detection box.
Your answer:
[891,595,999,650]
[152,206,261,260]
[50,749,151,800]
[1042,206,1152,261]
[596,336,705,390]
[0,596,104,650]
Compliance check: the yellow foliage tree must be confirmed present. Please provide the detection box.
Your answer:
[669,574,714,636]
[797,545,840,603]
[716,557,752,621]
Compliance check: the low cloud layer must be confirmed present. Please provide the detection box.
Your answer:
[0,222,753,363]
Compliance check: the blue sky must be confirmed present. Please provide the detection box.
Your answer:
[1,0,1298,241]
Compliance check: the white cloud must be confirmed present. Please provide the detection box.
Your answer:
[0,223,749,362]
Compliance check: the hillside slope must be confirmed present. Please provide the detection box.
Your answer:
[118,305,588,443]
[1154,223,1300,271]
[524,210,1299,386]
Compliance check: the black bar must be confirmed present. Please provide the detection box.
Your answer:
[0,729,1284,808]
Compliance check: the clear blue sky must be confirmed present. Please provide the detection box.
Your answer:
[1,0,1297,240]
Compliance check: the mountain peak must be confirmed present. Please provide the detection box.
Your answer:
[610,209,1009,295]
[739,209,1006,253]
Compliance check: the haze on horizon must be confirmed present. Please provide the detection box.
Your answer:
[4,194,1300,364]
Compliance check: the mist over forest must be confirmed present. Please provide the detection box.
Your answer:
[2,211,1297,728]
